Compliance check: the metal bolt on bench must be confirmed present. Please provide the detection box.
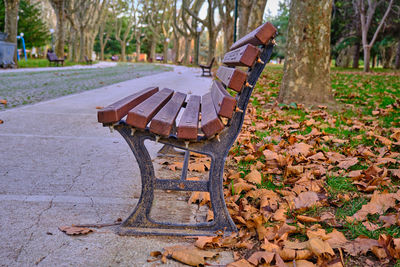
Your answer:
[97,22,277,236]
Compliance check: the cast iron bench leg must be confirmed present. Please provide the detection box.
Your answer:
[115,125,237,236]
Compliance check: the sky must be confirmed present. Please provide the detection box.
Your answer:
[265,0,282,17]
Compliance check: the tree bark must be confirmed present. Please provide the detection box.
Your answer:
[4,0,20,64]
[278,0,334,106]
[352,40,360,69]
[238,0,253,39]
[163,40,168,63]
[248,0,268,31]
[49,0,66,59]
[395,41,400,70]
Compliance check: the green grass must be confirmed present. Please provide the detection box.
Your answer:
[326,176,357,195]
[17,58,87,68]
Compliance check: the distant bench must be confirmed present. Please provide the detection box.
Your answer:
[199,57,215,77]
[46,52,64,66]
[97,22,277,236]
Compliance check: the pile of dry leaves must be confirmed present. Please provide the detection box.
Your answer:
[152,75,400,266]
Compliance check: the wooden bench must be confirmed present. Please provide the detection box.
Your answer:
[97,22,277,236]
[46,52,64,66]
[84,56,93,65]
[199,57,215,77]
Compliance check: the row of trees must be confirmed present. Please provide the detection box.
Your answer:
[2,0,398,71]
[271,0,400,72]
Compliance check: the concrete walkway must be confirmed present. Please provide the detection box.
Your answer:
[0,66,233,266]
[0,61,118,73]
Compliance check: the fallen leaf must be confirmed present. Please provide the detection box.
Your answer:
[59,226,93,235]
[326,229,348,249]
[0,99,7,105]
[289,143,313,157]
[233,181,256,194]
[244,169,262,184]
[294,191,321,210]
[287,260,316,267]
[362,221,380,231]
[164,245,218,266]
[247,251,275,265]
[390,169,400,179]
[343,237,380,256]
[0,119,3,124]
[297,215,319,223]
[307,237,335,257]
[352,191,398,221]
[95,106,104,109]
[194,236,220,249]
[337,157,358,169]
[227,259,253,267]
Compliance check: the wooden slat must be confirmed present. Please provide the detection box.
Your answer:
[211,81,237,119]
[177,95,201,140]
[216,66,247,92]
[230,22,277,50]
[126,88,174,129]
[149,92,187,136]
[201,92,224,138]
[97,87,158,124]
[222,44,260,67]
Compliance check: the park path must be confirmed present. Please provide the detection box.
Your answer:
[0,61,118,73]
[0,65,234,266]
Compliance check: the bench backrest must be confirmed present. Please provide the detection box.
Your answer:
[206,22,276,131]
[47,52,58,61]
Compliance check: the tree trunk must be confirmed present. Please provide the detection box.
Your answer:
[278,0,334,106]
[238,0,252,39]
[49,0,66,59]
[136,40,141,62]
[184,37,192,64]
[4,0,20,64]
[395,41,400,70]
[174,36,180,62]
[336,45,352,68]
[352,41,360,69]
[223,19,234,53]
[163,40,168,63]
[363,45,371,72]
[248,0,268,31]
[150,35,157,61]
[208,31,216,63]
[79,28,85,62]
[121,42,126,62]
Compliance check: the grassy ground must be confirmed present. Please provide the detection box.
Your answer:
[219,65,400,265]
[0,63,172,110]
[17,58,87,68]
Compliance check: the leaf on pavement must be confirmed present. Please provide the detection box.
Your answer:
[0,119,3,124]
[59,225,93,235]
[164,245,218,266]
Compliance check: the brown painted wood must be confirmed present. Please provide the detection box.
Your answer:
[97,87,159,124]
[201,92,224,138]
[222,44,260,67]
[149,92,187,136]
[126,88,174,129]
[211,80,237,119]
[230,22,277,50]
[216,66,247,92]
[177,95,201,140]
